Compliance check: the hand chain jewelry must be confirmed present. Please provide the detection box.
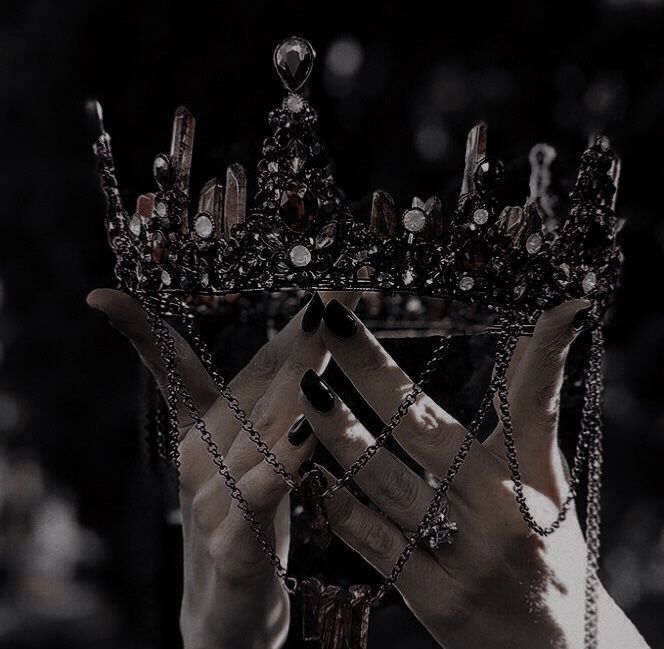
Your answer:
[144,299,605,648]
[152,293,455,497]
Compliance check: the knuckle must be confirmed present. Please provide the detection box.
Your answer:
[251,342,281,381]
[373,464,424,513]
[250,399,278,434]
[361,518,400,565]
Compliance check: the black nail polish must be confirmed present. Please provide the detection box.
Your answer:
[572,306,593,333]
[323,299,357,339]
[301,293,324,332]
[288,416,313,446]
[300,369,335,413]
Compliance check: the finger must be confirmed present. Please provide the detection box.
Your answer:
[299,371,434,529]
[88,288,218,426]
[485,299,590,460]
[317,466,446,611]
[318,299,468,475]
[299,369,491,504]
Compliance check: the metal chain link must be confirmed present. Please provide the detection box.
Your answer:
[162,295,454,496]
[143,301,297,593]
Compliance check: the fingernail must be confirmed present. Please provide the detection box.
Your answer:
[288,416,313,446]
[301,293,324,333]
[323,299,357,339]
[572,306,593,333]
[300,369,335,413]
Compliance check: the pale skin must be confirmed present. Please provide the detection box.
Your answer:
[88,289,650,649]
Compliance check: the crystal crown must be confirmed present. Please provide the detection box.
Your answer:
[91,36,622,319]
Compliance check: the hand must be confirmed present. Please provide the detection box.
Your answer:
[88,289,358,649]
[299,299,650,649]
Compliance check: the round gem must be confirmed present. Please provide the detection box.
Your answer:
[267,161,279,173]
[155,201,167,217]
[286,93,305,113]
[289,244,312,267]
[194,213,214,239]
[403,208,426,233]
[582,271,597,293]
[160,269,171,286]
[273,36,316,92]
[473,208,489,225]
[128,214,141,237]
[153,154,172,189]
[525,232,543,254]
[459,276,475,291]
[474,158,504,191]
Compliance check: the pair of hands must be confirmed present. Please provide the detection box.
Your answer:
[88,289,648,649]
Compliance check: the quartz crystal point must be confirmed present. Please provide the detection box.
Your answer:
[461,123,487,195]
[170,106,195,196]
[370,190,396,236]
[299,463,332,549]
[223,164,247,238]
[197,178,224,238]
[273,36,316,92]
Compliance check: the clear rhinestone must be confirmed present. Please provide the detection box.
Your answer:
[473,208,489,225]
[129,214,141,237]
[582,271,597,293]
[160,269,171,286]
[459,276,475,291]
[153,154,172,189]
[525,232,543,254]
[267,161,279,173]
[403,208,426,232]
[286,93,305,113]
[289,244,312,267]
[155,201,167,217]
[194,213,214,239]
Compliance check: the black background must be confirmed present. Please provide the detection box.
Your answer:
[1,0,663,647]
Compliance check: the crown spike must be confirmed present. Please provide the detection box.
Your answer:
[86,99,105,137]
[170,106,196,196]
[370,191,396,236]
[196,179,224,239]
[224,164,247,238]
[461,123,487,195]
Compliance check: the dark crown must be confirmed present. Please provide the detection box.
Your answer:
[91,35,622,319]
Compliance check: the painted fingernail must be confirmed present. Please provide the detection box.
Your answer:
[323,299,357,339]
[572,306,593,333]
[288,416,313,446]
[300,369,335,413]
[301,293,324,332]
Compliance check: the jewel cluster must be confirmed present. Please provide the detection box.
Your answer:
[93,36,622,319]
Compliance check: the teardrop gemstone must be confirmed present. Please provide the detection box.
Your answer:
[273,37,315,92]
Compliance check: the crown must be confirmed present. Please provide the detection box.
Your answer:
[91,35,622,319]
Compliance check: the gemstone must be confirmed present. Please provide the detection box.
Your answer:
[525,232,543,254]
[459,276,475,291]
[287,140,307,174]
[403,208,426,233]
[151,231,167,264]
[194,213,214,239]
[153,154,172,189]
[474,158,504,191]
[315,221,337,249]
[286,93,305,113]
[513,282,527,299]
[128,214,141,237]
[403,268,415,285]
[279,182,316,231]
[582,271,597,293]
[267,161,279,173]
[289,244,312,267]
[274,36,315,92]
[160,269,171,285]
[472,208,489,225]
[155,201,167,217]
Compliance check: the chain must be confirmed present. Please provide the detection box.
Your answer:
[143,300,297,593]
[371,321,522,604]
[161,295,454,496]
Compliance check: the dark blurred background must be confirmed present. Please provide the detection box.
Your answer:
[1,0,663,647]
